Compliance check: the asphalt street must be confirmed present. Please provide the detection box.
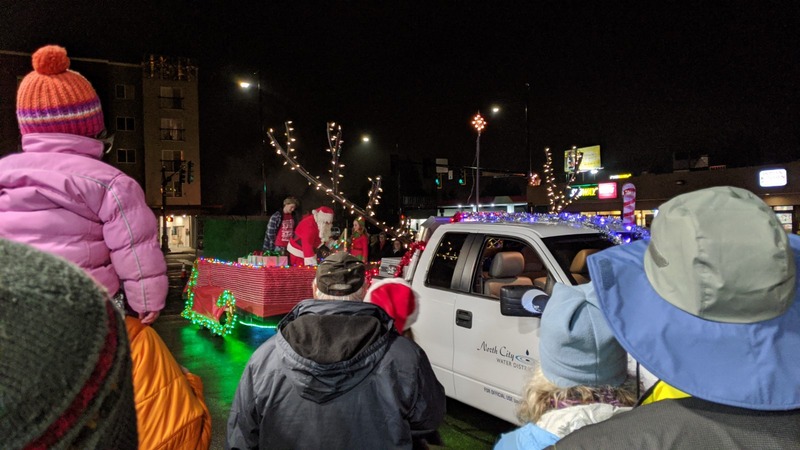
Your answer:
[156,251,515,449]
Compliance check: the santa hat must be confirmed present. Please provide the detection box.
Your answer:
[364,278,419,332]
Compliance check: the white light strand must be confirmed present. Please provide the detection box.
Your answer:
[267,121,409,243]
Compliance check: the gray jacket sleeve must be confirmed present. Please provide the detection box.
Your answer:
[225,363,260,450]
[407,347,447,433]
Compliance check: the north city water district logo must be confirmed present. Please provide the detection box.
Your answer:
[476,341,535,370]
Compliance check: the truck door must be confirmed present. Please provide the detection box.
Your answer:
[451,235,551,425]
[410,232,477,397]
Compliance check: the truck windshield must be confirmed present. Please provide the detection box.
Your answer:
[541,234,615,285]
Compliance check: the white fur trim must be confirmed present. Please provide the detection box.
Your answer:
[287,242,304,258]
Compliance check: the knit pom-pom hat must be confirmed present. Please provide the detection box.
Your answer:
[16,45,105,137]
[0,239,138,449]
[364,278,419,333]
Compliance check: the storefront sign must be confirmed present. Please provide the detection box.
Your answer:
[609,173,632,180]
[759,168,787,187]
[597,182,617,199]
[569,184,598,198]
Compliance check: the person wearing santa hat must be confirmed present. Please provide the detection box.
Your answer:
[287,206,335,266]
[365,277,419,340]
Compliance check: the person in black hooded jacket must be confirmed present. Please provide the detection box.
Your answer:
[225,252,446,450]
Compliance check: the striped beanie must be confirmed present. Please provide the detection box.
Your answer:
[0,239,138,449]
[16,45,105,137]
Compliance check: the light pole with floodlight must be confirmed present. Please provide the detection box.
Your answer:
[239,74,268,215]
[471,112,486,211]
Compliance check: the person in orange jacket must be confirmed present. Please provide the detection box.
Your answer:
[126,317,212,450]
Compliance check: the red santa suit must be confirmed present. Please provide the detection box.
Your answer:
[287,206,334,266]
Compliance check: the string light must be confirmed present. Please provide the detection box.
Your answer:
[471,113,486,133]
[181,260,238,336]
[543,146,583,213]
[451,211,650,244]
[267,121,413,243]
[181,257,321,333]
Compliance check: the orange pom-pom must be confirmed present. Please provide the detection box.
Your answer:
[31,45,70,75]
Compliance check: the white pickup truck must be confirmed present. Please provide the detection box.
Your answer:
[393,213,650,425]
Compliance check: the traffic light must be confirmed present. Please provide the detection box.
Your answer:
[178,165,186,184]
[435,175,442,189]
[458,169,466,185]
[187,161,195,184]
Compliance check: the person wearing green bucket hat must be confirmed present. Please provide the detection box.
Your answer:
[551,186,800,449]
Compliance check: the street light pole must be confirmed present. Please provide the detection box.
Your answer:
[240,73,268,215]
[525,82,531,178]
[257,74,267,215]
[471,112,486,211]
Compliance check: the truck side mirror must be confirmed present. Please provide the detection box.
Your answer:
[500,285,549,317]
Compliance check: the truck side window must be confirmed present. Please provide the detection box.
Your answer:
[426,233,468,289]
[472,237,543,297]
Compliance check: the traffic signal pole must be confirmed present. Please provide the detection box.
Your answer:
[160,165,170,252]
[160,160,194,253]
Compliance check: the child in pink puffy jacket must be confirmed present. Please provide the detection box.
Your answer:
[0,45,167,324]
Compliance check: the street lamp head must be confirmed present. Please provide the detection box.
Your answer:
[239,81,252,89]
[491,105,500,114]
[471,113,486,133]
[362,135,370,143]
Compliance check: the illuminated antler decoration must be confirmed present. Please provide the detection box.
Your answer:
[326,122,344,204]
[267,122,410,243]
[365,176,382,217]
[544,146,583,214]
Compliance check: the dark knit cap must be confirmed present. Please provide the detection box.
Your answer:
[316,251,366,296]
[0,239,138,449]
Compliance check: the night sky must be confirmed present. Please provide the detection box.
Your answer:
[2,1,799,212]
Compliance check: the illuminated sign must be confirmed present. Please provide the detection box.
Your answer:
[569,184,598,198]
[759,169,787,187]
[597,182,617,199]
[564,145,602,172]
[609,173,632,180]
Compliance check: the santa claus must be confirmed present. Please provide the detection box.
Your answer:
[287,206,334,266]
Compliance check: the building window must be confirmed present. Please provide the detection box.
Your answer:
[159,86,184,109]
[160,118,185,141]
[116,116,135,131]
[115,84,135,99]
[116,148,136,164]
